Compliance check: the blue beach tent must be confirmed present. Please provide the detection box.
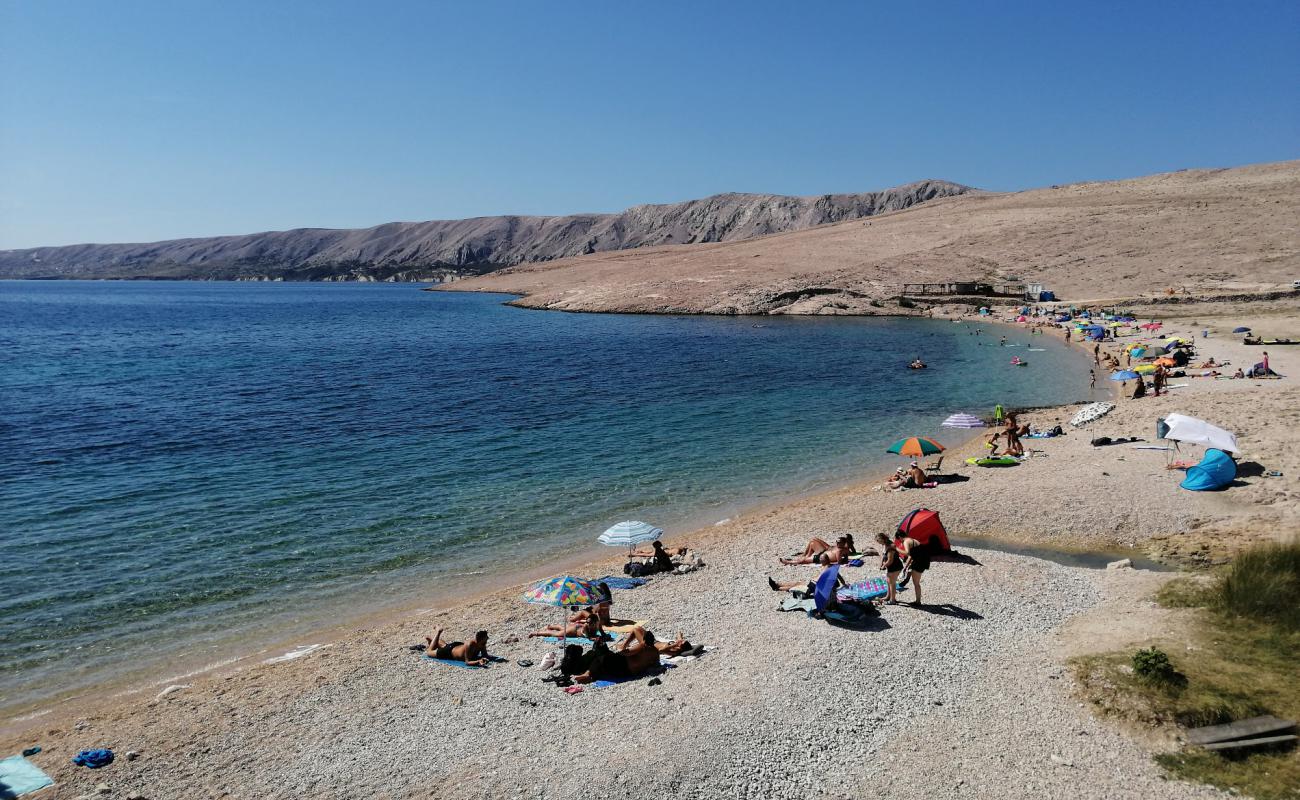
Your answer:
[1180,449,1236,491]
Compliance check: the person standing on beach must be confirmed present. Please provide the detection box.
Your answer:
[1094,343,1101,365]
[876,532,904,604]
[894,531,929,605]
[1065,327,1072,343]
[1089,369,1095,389]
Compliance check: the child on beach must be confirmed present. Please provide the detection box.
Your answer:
[876,532,904,604]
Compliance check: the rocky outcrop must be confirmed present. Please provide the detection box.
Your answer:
[0,180,973,280]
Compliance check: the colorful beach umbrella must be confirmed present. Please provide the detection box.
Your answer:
[886,437,945,457]
[1110,370,1140,381]
[598,520,662,549]
[941,413,986,429]
[523,575,605,608]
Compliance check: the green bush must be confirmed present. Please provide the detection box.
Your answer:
[1214,539,1300,631]
[1133,647,1174,680]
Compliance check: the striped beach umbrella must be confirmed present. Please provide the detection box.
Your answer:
[941,413,986,429]
[886,437,945,457]
[597,520,662,548]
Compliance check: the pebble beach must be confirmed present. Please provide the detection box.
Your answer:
[3,302,1295,800]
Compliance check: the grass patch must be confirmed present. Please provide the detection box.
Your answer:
[1073,539,1300,798]
[1155,576,1215,608]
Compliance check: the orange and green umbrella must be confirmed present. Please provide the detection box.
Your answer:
[886,436,945,457]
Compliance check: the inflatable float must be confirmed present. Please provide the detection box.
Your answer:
[965,456,1021,467]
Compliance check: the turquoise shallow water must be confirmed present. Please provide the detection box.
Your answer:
[0,281,1090,710]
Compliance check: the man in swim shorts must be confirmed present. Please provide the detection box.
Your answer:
[572,626,662,684]
[425,628,491,666]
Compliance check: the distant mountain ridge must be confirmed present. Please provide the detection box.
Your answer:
[0,180,974,281]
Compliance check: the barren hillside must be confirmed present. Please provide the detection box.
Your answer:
[0,181,970,281]
[443,161,1300,314]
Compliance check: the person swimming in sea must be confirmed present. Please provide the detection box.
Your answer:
[425,628,492,666]
[909,357,926,369]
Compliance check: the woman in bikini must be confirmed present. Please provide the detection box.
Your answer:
[528,614,609,641]
[780,535,856,566]
[894,531,931,605]
[876,532,905,604]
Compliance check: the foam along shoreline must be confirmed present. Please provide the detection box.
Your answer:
[2,303,1295,800]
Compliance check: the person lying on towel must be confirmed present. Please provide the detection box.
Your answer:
[572,626,663,684]
[425,628,492,666]
[528,614,611,641]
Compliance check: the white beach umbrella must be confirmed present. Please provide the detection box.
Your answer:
[598,520,663,549]
[941,413,986,429]
[1161,413,1240,454]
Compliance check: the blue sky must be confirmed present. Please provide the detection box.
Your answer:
[1,1,1296,248]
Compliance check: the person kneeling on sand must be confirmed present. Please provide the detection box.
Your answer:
[528,614,610,641]
[572,626,663,684]
[425,628,492,666]
[894,531,931,606]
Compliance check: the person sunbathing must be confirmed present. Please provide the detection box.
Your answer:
[528,615,609,641]
[1199,357,1219,368]
[781,535,855,565]
[650,631,700,657]
[571,626,663,684]
[569,600,635,628]
[425,628,491,666]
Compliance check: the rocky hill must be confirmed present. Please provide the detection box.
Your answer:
[0,180,972,281]
[443,161,1300,314]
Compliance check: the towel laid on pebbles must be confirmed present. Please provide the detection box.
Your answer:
[596,576,647,590]
[0,755,55,797]
[543,632,622,644]
[420,654,508,669]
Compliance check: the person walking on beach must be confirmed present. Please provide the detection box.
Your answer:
[1093,343,1101,365]
[1089,369,1096,390]
[1065,327,1071,343]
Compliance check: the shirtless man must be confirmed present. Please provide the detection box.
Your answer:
[572,626,663,684]
[425,628,491,666]
[906,462,928,488]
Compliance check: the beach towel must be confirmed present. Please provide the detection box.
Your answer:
[595,576,646,591]
[591,661,675,689]
[0,755,54,798]
[420,654,508,669]
[778,597,817,614]
[542,632,622,644]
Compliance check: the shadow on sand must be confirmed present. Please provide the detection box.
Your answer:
[909,603,983,620]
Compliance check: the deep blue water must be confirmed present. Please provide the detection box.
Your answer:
[0,281,1090,710]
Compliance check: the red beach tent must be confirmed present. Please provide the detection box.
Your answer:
[896,508,951,553]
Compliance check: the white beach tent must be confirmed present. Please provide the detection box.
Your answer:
[598,520,663,550]
[1161,413,1240,454]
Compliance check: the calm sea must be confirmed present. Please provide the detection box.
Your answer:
[0,281,1090,712]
